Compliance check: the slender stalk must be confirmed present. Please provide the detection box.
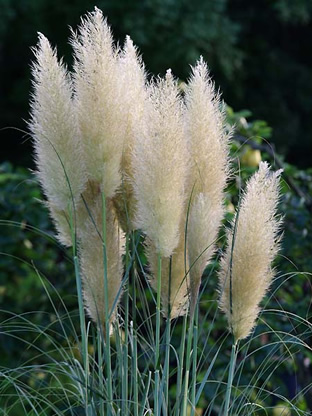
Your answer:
[223,341,238,416]
[182,370,190,416]
[74,255,88,410]
[114,319,123,413]
[155,253,162,368]
[122,234,130,415]
[181,312,195,416]
[175,314,187,415]
[139,371,152,416]
[133,330,139,416]
[163,255,172,412]
[190,305,198,416]
[69,199,89,411]
[101,192,113,416]
[131,232,139,416]
[98,330,104,416]
[154,370,160,416]
[163,316,171,413]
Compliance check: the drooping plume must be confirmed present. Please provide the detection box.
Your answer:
[185,57,231,312]
[71,7,125,198]
[29,34,86,246]
[113,36,147,232]
[218,162,283,341]
[133,70,189,258]
[79,197,125,328]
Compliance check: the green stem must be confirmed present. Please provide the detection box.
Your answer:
[155,253,162,369]
[163,255,172,412]
[98,332,104,416]
[69,193,88,410]
[74,255,88,409]
[223,341,238,416]
[175,314,187,415]
[102,192,113,416]
[131,232,138,416]
[190,305,198,416]
[133,329,139,416]
[181,312,195,416]
[163,316,171,413]
[154,370,160,416]
[122,233,130,415]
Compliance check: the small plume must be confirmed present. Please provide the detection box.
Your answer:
[79,196,125,330]
[185,57,231,311]
[218,162,283,341]
[29,34,86,246]
[71,8,125,198]
[133,70,189,257]
[113,35,147,232]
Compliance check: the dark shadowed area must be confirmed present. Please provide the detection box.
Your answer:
[1,0,312,168]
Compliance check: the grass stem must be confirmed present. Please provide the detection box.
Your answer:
[155,253,162,369]
[223,341,238,416]
[101,192,113,416]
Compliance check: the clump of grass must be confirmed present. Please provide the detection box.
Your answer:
[1,6,311,416]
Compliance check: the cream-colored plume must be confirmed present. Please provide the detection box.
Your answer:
[218,162,283,341]
[113,35,147,232]
[185,57,230,310]
[29,34,86,246]
[133,70,189,258]
[79,197,125,329]
[147,229,189,319]
[71,8,125,198]
[187,192,224,309]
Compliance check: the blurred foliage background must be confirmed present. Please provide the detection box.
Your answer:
[1,0,312,167]
[1,0,312,414]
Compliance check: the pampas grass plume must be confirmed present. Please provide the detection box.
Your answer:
[133,70,188,257]
[29,34,86,246]
[79,197,125,328]
[218,162,283,341]
[185,57,230,310]
[71,8,125,198]
[113,35,147,232]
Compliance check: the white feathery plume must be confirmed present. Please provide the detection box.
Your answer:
[113,35,147,231]
[218,162,283,341]
[29,33,86,246]
[133,70,189,258]
[185,57,231,311]
[71,7,125,198]
[79,197,125,329]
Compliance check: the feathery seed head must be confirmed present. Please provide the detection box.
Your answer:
[71,8,126,198]
[113,35,147,232]
[218,162,283,341]
[185,57,231,310]
[185,57,230,197]
[133,70,189,257]
[29,33,86,246]
[79,196,125,330]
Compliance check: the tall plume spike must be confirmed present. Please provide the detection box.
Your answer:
[218,162,283,341]
[71,7,126,198]
[133,70,189,258]
[29,33,86,246]
[185,57,231,313]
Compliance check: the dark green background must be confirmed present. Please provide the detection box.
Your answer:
[1,0,312,168]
